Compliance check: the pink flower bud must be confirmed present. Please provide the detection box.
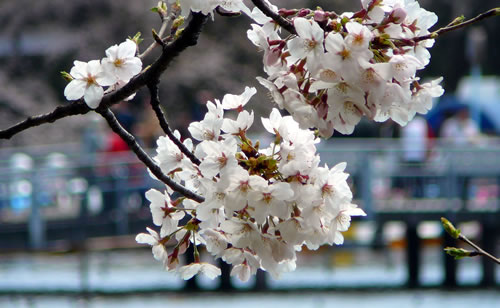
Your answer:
[297,8,311,17]
[390,7,407,24]
[314,10,327,23]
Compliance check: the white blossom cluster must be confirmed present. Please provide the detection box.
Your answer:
[136,87,365,281]
[58,0,456,282]
[248,0,444,137]
[64,39,142,108]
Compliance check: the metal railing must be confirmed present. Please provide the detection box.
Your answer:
[0,139,498,288]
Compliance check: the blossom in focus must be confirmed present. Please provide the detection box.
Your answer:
[188,100,224,141]
[287,17,325,73]
[64,60,115,108]
[250,0,444,136]
[134,0,450,282]
[139,100,363,280]
[101,39,142,82]
[146,189,185,237]
[221,86,257,111]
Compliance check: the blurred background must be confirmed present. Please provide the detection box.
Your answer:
[0,0,499,307]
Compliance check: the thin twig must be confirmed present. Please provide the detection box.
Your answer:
[97,108,204,203]
[415,8,499,42]
[459,234,500,265]
[0,13,208,140]
[139,2,179,59]
[250,0,297,35]
[147,81,201,165]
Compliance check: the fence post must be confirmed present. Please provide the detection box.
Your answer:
[480,221,496,287]
[406,220,420,288]
[360,154,373,218]
[29,168,46,250]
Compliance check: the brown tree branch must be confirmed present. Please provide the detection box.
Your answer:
[97,107,204,203]
[391,8,499,48]
[147,81,201,165]
[139,2,180,59]
[250,0,296,35]
[0,101,90,139]
[415,8,499,43]
[0,12,208,140]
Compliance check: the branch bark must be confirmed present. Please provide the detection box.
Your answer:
[415,8,499,43]
[97,107,204,203]
[147,81,201,165]
[0,101,90,139]
[250,0,296,35]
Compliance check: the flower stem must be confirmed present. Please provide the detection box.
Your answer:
[250,0,297,35]
[414,8,500,42]
[459,234,500,265]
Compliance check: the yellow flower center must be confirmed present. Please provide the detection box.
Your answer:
[305,39,317,51]
[85,74,97,87]
[353,33,364,46]
[114,58,124,67]
[339,48,351,60]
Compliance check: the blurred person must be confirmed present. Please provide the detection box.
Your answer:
[401,116,429,164]
[440,107,483,202]
[394,116,430,198]
[440,107,480,145]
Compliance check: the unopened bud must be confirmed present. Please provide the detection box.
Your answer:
[297,8,311,18]
[448,15,465,27]
[152,29,164,46]
[172,16,185,31]
[314,10,328,23]
[390,7,407,24]
[129,32,143,45]
[441,217,460,239]
[174,28,184,39]
[60,71,73,82]
[444,247,476,260]
[341,16,350,26]
[151,1,167,16]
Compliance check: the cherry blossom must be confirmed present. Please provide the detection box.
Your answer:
[137,91,365,279]
[177,262,222,280]
[127,0,455,281]
[146,189,185,237]
[101,39,142,83]
[135,227,168,262]
[64,60,115,108]
[251,0,444,135]
[221,86,256,111]
[64,39,142,108]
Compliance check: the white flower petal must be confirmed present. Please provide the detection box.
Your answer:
[83,84,104,109]
[64,79,86,101]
